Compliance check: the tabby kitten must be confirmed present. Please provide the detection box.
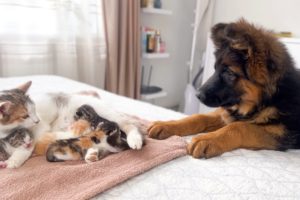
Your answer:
[0,81,39,168]
[0,127,33,168]
[46,105,129,163]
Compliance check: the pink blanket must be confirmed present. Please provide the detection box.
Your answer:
[0,136,186,200]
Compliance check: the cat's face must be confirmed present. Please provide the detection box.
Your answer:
[0,81,39,131]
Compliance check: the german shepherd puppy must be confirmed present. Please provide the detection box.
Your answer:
[148,19,300,158]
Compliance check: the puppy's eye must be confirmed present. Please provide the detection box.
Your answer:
[223,70,237,82]
[22,114,29,119]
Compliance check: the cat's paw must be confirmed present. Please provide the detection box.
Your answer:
[85,154,98,163]
[85,149,99,163]
[0,161,7,169]
[5,160,21,169]
[127,131,143,150]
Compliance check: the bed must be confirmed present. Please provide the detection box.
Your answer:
[1,75,300,200]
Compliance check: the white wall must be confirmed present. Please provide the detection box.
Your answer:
[141,0,196,108]
[213,0,300,37]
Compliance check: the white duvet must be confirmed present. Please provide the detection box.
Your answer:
[0,75,299,200]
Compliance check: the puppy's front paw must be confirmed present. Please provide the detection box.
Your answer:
[0,161,7,169]
[187,134,224,159]
[127,131,143,150]
[148,121,173,140]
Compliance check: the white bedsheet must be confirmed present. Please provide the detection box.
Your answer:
[1,75,300,200]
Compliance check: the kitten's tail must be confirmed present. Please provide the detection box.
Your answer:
[34,133,56,155]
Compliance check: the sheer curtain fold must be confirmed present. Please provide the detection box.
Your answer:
[190,0,216,80]
[0,0,106,88]
[103,0,141,99]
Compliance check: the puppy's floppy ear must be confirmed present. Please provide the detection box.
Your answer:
[17,81,32,94]
[211,23,229,48]
[224,23,253,58]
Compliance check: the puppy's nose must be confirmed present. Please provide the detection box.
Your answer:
[196,91,206,103]
[34,119,40,124]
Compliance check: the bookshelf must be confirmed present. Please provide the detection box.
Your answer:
[140,4,172,102]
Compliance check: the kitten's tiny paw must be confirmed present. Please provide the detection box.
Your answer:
[5,160,21,169]
[127,131,143,150]
[85,154,98,163]
[0,161,7,168]
[85,149,99,163]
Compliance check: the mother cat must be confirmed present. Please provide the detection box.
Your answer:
[0,81,144,168]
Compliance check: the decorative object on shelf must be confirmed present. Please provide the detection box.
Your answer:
[141,0,157,8]
[154,30,161,53]
[147,0,154,8]
[141,27,147,53]
[274,31,292,38]
[141,0,148,8]
[146,31,155,53]
[142,26,166,54]
[154,0,162,9]
[141,65,163,95]
[141,85,162,94]
[159,41,166,53]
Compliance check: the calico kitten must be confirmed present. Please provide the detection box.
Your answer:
[46,105,129,163]
[33,92,144,156]
[74,105,128,150]
[0,127,33,168]
[0,81,39,169]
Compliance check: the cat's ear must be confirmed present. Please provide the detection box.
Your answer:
[17,81,32,93]
[0,101,12,118]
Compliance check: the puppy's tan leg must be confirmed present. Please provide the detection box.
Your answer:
[187,122,282,158]
[148,109,226,139]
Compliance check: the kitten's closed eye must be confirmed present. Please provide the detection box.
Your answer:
[91,136,100,144]
[22,115,29,119]
[75,111,82,119]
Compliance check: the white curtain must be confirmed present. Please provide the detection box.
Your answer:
[183,0,215,115]
[189,0,215,83]
[0,0,106,88]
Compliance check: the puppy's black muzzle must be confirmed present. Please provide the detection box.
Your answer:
[196,71,240,108]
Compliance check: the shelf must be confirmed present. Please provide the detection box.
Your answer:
[141,90,167,100]
[280,37,300,44]
[142,53,170,59]
[141,8,172,15]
